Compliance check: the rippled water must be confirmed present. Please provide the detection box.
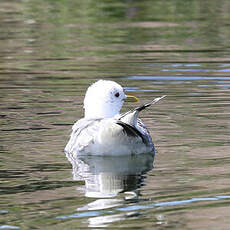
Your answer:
[1,0,230,229]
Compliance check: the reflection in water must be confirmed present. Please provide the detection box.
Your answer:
[66,152,154,198]
[88,212,141,228]
[65,152,154,227]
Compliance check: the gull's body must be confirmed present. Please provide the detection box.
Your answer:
[65,80,165,156]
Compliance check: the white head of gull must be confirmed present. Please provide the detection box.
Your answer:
[83,80,127,119]
[65,80,166,156]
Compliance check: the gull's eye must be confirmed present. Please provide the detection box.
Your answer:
[115,92,120,97]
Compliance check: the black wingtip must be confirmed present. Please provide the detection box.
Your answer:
[118,95,166,120]
[136,95,167,112]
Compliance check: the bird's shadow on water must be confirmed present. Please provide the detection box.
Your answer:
[66,152,154,199]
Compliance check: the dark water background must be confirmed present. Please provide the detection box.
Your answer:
[1,0,230,229]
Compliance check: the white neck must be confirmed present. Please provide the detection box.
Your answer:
[84,102,121,119]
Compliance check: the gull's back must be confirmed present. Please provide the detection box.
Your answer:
[65,115,155,156]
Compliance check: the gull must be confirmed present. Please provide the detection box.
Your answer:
[65,80,166,156]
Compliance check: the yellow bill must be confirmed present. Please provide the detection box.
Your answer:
[125,95,139,102]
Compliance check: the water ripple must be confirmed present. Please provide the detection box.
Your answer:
[0,225,20,229]
[126,76,230,80]
[162,68,230,72]
[56,195,230,219]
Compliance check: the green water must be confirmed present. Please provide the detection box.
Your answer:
[1,0,230,229]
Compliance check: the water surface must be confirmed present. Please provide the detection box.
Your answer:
[1,0,230,229]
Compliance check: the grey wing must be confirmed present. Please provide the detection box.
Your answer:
[65,118,101,154]
[71,118,94,134]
